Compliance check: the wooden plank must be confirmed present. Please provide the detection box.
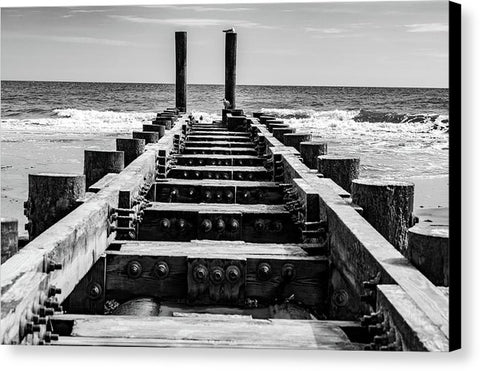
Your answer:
[168,165,269,181]
[104,241,326,305]
[50,315,360,350]
[88,173,117,193]
[184,141,255,148]
[182,147,257,156]
[1,116,187,344]
[187,135,251,142]
[174,154,263,167]
[189,131,250,136]
[376,285,448,351]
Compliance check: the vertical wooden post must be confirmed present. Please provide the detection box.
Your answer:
[84,150,124,189]
[283,133,312,150]
[175,31,187,113]
[317,155,359,192]
[133,131,159,144]
[25,174,86,239]
[300,142,328,169]
[225,32,237,109]
[351,179,415,254]
[1,218,18,263]
[407,224,449,286]
[272,127,295,141]
[116,138,145,166]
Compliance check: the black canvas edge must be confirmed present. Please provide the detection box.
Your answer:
[449,0,461,352]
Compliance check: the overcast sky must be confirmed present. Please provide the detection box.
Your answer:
[1,1,449,87]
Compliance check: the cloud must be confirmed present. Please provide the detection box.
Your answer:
[109,15,275,29]
[142,5,254,12]
[305,27,345,34]
[5,33,149,48]
[405,23,448,33]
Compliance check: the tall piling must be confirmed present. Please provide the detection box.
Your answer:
[116,138,145,166]
[317,155,359,192]
[25,174,86,239]
[175,31,187,113]
[225,32,237,109]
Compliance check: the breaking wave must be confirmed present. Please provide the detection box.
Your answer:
[1,108,156,134]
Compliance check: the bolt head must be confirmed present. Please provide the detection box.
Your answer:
[153,261,169,279]
[177,219,186,231]
[226,265,241,283]
[160,218,171,230]
[215,218,226,232]
[229,219,240,233]
[127,260,143,279]
[254,219,265,232]
[192,264,208,283]
[281,263,296,281]
[257,263,272,281]
[210,267,225,285]
[201,219,212,233]
[87,282,103,300]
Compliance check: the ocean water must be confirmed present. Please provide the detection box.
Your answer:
[2,80,449,177]
[1,81,449,227]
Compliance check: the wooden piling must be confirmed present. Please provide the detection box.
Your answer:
[283,133,312,151]
[143,124,166,138]
[25,173,86,239]
[300,142,328,169]
[407,224,449,286]
[225,32,237,109]
[1,217,18,263]
[133,131,159,144]
[84,150,124,189]
[175,31,187,113]
[351,179,414,253]
[116,138,146,166]
[153,117,172,130]
[317,155,359,192]
[272,127,295,141]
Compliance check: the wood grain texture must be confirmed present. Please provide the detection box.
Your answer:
[51,315,360,349]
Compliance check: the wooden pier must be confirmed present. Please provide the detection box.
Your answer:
[1,31,450,351]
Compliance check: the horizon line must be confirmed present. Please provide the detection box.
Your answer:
[1,79,448,90]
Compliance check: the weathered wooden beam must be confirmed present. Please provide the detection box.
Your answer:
[104,240,327,306]
[187,135,251,142]
[168,165,269,181]
[116,138,145,166]
[133,131,159,144]
[189,131,249,137]
[84,151,124,189]
[87,173,117,193]
[375,285,448,351]
[182,147,257,156]
[138,202,299,243]
[184,140,255,148]
[50,315,361,350]
[151,179,282,204]
[174,154,263,167]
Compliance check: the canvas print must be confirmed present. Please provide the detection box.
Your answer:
[1,1,459,351]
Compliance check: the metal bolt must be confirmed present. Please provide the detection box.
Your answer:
[281,263,296,281]
[188,188,196,197]
[215,218,225,232]
[257,262,272,281]
[223,173,229,179]
[243,191,251,200]
[47,285,62,297]
[26,322,41,334]
[43,331,59,342]
[160,218,171,230]
[237,173,244,180]
[254,219,265,232]
[127,260,143,279]
[204,190,212,201]
[195,171,201,179]
[192,264,208,283]
[215,191,223,201]
[45,260,63,274]
[177,219,187,231]
[153,261,169,279]
[200,219,212,233]
[210,266,225,285]
[87,282,103,300]
[270,220,283,232]
[170,188,178,199]
[225,191,234,201]
[38,306,55,317]
[183,171,189,178]
[229,219,240,233]
[226,265,241,283]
